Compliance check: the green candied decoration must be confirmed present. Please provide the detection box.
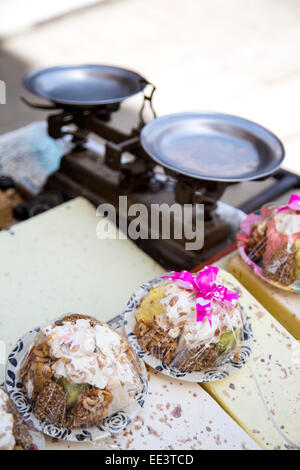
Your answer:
[216,330,237,355]
[58,378,89,407]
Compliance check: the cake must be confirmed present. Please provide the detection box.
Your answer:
[134,268,244,372]
[241,201,300,287]
[0,389,34,450]
[20,314,143,429]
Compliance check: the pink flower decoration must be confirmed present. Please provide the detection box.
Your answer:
[161,266,240,326]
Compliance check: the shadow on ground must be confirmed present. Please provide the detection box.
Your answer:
[0,41,49,134]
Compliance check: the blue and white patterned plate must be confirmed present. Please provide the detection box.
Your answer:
[124,275,254,383]
[5,328,148,442]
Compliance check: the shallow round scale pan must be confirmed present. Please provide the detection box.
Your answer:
[141,112,284,182]
[23,64,148,107]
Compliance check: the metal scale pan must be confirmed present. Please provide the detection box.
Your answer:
[141,112,284,182]
[23,64,149,107]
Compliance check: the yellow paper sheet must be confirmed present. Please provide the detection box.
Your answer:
[203,270,300,450]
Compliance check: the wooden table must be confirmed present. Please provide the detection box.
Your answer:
[2,197,300,450]
[0,197,259,450]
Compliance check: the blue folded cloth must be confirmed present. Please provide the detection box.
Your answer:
[0,122,64,190]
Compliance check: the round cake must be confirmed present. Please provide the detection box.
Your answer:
[134,270,244,372]
[239,198,300,287]
[20,314,143,429]
[0,389,34,450]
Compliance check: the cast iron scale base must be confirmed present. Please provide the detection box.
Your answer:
[42,107,230,269]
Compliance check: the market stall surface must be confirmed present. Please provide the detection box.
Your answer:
[0,198,259,450]
[0,197,299,450]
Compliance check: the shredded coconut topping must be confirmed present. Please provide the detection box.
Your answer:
[42,319,140,411]
[160,282,242,350]
[274,210,300,236]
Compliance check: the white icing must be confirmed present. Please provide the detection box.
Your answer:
[160,282,242,352]
[274,212,300,236]
[0,389,15,450]
[42,319,140,409]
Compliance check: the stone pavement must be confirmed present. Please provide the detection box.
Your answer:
[0,0,300,175]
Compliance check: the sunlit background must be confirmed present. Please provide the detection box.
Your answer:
[0,0,300,174]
